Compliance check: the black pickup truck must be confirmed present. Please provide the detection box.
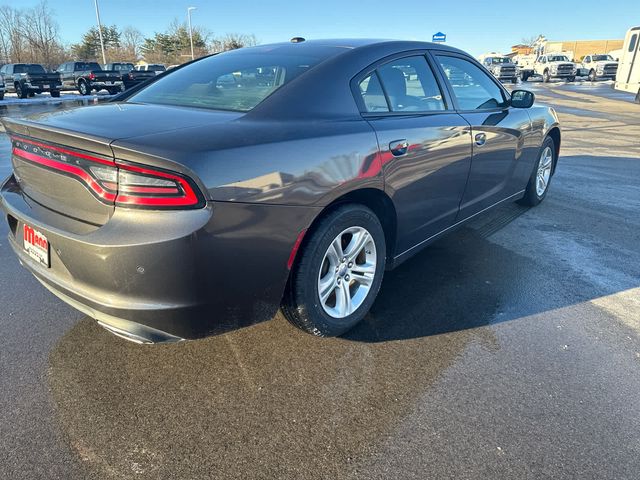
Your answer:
[0,63,61,98]
[57,61,123,95]
[103,63,156,90]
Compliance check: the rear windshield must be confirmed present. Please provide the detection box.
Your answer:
[14,64,45,74]
[77,62,102,71]
[112,63,134,71]
[127,50,328,112]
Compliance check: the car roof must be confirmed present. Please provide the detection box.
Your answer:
[244,38,464,54]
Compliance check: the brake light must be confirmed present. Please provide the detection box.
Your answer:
[11,136,205,209]
[89,72,95,80]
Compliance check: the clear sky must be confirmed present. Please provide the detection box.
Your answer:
[22,0,640,56]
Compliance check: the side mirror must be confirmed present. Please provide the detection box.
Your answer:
[510,90,535,108]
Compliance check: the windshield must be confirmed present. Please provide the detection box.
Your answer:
[149,65,166,71]
[592,55,614,62]
[128,50,329,112]
[77,62,102,71]
[490,57,510,64]
[548,55,570,62]
[14,64,46,74]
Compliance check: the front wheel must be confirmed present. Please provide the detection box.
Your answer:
[511,77,518,84]
[282,204,386,337]
[519,136,556,207]
[16,83,27,99]
[567,76,575,82]
[588,70,597,82]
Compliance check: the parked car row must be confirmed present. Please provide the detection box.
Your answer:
[0,61,168,99]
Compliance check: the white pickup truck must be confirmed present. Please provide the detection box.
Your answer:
[581,54,619,81]
[534,54,578,82]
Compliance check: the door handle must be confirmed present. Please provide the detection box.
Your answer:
[389,139,409,157]
[475,133,487,146]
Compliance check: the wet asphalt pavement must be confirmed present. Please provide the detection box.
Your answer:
[1,81,639,479]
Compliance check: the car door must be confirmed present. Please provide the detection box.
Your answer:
[432,52,533,220]
[354,53,473,254]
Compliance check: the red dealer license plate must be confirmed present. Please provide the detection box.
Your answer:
[23,224,50,267]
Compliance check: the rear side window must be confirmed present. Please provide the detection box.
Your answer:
[630,34,638,52]
[128,51,328,112]
[358,73,389,112]
[357,55,445,113]
[377,56,445,112]
[436,55,507,110]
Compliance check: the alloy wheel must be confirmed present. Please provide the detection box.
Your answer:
[317,226,377,319]
[536,146,553,197]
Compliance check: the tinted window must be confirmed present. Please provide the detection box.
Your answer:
[13,64,45,74]
[437,55,507,110]
[113,63,134,72]
[630,34,638,52]
[76,62,101,71]
[376,56,445,112]
[358,73,389,113]
[128,51,328,112]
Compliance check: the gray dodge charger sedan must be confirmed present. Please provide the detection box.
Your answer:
[0,39,560,343]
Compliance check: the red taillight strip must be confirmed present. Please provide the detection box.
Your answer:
[12,136,114,166]
[116,162,200,207]
[13,147,117,202]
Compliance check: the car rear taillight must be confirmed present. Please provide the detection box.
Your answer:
[89,73,96,80]
[11,136,205,209]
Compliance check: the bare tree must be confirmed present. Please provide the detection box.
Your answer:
[21,1,63,68]
[119,26,144,61]
[210,33,258,54]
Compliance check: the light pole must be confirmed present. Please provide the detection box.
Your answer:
[94,0,107,65]
[187,6,197,61]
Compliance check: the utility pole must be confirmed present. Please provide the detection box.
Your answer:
[187,6,197,61]
[94,0,107,64]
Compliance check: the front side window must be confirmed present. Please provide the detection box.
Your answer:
[436,55,507,110]
[629,34,638,52]
[128,51,328,112]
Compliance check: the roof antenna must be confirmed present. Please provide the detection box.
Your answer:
[290,37,305,43]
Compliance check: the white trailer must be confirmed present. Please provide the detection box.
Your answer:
[614,26,640,102]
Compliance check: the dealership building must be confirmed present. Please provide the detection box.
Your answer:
[511,37,624,61]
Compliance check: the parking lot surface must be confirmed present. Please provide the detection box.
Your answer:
[1,81,639,479]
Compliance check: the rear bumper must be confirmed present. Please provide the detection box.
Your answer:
[89,81,123,89]
[1,174,320,342]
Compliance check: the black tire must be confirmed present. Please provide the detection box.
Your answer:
[78,80,89,96]
[50,90,60,98]
[0,93,4,100]
[588,69,596,82]
[543,70,550,83]
[282,204,386,337]
[635,88,640,104]
[567,76,575,82]
[518,136,556,207]
[16,83,27,99]
[511,77,518,84]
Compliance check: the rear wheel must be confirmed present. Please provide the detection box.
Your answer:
[50,90,60,98]
[567,76,576,82]
[519,136,555,207]
[78,80,89,96]
[282,204,386,337]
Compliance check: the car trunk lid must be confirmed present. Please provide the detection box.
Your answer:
[2,104,242,224]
